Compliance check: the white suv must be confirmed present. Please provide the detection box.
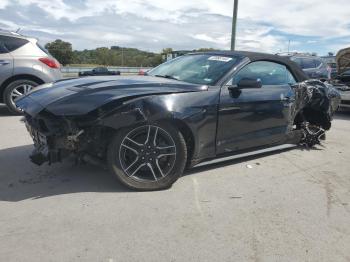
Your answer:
[0,31,62,114]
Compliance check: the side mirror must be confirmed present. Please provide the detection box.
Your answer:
[237,78,262,89]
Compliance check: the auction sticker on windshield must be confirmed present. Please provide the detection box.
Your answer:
[208,56,233,62]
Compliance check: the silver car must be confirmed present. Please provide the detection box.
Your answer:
[0,31,62,114]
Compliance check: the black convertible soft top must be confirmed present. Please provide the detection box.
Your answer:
[193,51,309,82]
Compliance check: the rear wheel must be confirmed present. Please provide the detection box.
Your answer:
[3,79,39,115]
[107,123,187,190]
[299,122,325,147]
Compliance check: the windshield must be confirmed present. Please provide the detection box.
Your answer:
[148,54,241,85]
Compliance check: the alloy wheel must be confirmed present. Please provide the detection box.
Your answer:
[10,84,33,106]
[119,125,177,182]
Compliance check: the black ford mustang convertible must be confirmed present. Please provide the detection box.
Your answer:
[16,51,340,190]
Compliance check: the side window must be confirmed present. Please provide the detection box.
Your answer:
[286,70,297,85]
[230,61,296,86]
[0,36,28,52]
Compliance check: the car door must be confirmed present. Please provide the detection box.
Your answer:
[216,61,296,154]
[0,38,14,89]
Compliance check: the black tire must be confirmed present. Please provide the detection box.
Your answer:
[299,122,325,147]
[3,79,39,115]
[107,122,187,191]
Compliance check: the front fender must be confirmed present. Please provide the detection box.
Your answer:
[100,90,220,161]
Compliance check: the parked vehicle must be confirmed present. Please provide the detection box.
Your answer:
[326,47,350,109]
[78,67,120,77]
[0,30,62,114]
[278,53,330,80]
[337,69,350,85]
[331,80,350,109]
[322,55,337,79]
[327,62,338,79]
[138,69,149,75]
[16,51,340,190]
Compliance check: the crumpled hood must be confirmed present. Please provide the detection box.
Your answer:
[15,75,207,116]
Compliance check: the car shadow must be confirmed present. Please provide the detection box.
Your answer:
[0,145,133,202]
[0,143,322,202]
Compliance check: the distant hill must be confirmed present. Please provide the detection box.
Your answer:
[72,47,219,67]
[45,39,218,67]
[72,46,162,67]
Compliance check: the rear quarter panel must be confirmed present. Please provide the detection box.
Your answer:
[11,42,62,82]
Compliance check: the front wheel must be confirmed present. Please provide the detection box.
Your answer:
[3,79,39,115]
[107,123,187,191]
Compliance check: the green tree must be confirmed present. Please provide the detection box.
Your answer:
[95,47,111,65]
[162,48,173,54]
[45,39,73,65]
[196,48,218,52]
[59,43,164,67]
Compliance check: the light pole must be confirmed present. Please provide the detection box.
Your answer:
[287,40,290,53]
[231,0,239,51]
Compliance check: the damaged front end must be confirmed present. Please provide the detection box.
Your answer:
[23,110,110,166]
[21,78,341,167]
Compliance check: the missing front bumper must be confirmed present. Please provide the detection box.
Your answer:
[25,121,65,166]
[29,144,62,166]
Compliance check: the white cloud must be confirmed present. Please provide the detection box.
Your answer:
[0,0,349,54]
[237,0,350,38]
[0,19,18,29]
[236,24,287,53]
[193,34,230,46]
[0,0,9,9]
[6,0,350,37]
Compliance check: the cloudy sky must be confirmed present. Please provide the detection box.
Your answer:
[0,0,349,55]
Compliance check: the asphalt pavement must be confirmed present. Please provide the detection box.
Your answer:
[0,104,349,262]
